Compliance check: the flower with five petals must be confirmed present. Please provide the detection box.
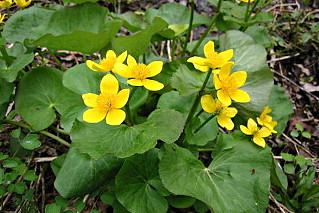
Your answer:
[257,106,277,133]
[214,62,250,106]
[114,55,164,91]
[14,0,31,7]
[82,74,130,125]
[201,95,238,130]
[187,41,234,72]
[240,118,271,148]
[86,50,127,73]
[0,0,13,8]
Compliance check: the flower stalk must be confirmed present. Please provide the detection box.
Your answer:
[194,114,216,133]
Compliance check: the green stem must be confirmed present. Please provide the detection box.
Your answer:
[0,46,13,66]
[190,0,223,56]
[50,126,70,135]
[198,148,214,152]
[181,0,195,57]
[243,0,251,23]
[1,119,71,147]
[195,109,204,117]
[50,51,66,71]
[194,114,216,133]
[125,86,137,126]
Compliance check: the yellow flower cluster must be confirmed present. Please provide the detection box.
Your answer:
[0,0,31,8]
[83,50,164,125]
[240,107,277,148]
[188,41,250,131]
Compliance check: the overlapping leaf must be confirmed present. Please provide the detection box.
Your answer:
[159,131,272,212]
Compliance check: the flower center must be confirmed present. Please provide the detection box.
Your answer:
[97,93,115,111]
[221,76,238,94]
[132,63,149,80]
[206,52,224,68]
[100,56,117,71]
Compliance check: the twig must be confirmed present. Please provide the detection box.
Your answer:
[32,157,58,163]
[282,133,316,158]
[269,194,294,213]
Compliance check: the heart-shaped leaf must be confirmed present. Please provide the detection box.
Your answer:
[71,109,185,159]
[159,131,272,212]
[54,146,123,198]
[20,134,41,150]
[115,149,168,213]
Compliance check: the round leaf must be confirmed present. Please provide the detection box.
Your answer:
[20,134,41,150]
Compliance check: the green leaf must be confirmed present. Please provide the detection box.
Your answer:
[54,146,122,198]
[270,157,288,190]
[45,203,62,213]
[23,170,38,181]
[290,131,299,137]
[74,199,85,212]
[268,86,293,135]
[0,53,34,82]
[157,90,195,114]
[71,109,185,159]
[115,149,168,213]
[283,164,295,174]
[55,196,69,210]
[3,160,19,168]
[15,66,82,131]
[171,64,213,96]
[50,154,66,176]
[101,192,116,205]
[111,12,148,32]
[301,131,311,139]
[245,25,272,48]
[281,153,295,162]
[295,155,307,166]
[167,195,196,208]
[14,181,26,194]
[0,78,14,118]
[220,30,274,118]
[295,124,304,131]
[159,131,272,212]
[20,134,41,150]
[11,128,21,139]
[111,17,167,58]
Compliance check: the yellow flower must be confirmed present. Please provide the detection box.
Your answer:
[86,50,127,73]
[240,0,255,3]
[187,41,234,72]
[257,106,277,133]
[0,0,13,8]
[82,74,130,125]
[240,118,271,148]
[14,0,31,7]
[201,95,238,130]
[114,55,164,91]
[214,62,250,106]
[0,13,5,23]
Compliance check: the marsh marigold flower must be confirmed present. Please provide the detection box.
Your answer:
[240,0,255,3]
[86,50,127,73]
[257,106,277,133]
[0,13,5,23]
[201,95,238,130]
[187,41,233,72]
[114,55,164,91]
[214,62,250,106]
[0,0,13,7]
[82,74,130,125]
[240,118,271,148]
[14,0,31,7]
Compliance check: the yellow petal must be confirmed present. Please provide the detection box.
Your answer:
[127,79,143,86]
[217,90,231,106]
[219,49,234,62]
[217,116,234,130]
[230,71,247,88]
[100,74,119,94]
[252,136,266,148]
[83,108,106,123]
[187,56,207,66]
[106,108,126,125]
[82,93,99,108]
[204,41,215,59]
[116,51,127,63]
[247,118,257,132]
[200,95,216,113]
[113,63,133,78]
[147,61,163,77]
[229,90,250,103]
[113,89,130,108]
[86,60,107,72]
[240,125,252,135]
[127,55,137,68]
[106,50,116,58]
[258,127,272,137]
[222,107,238,117]
[219,62,233,81]
[142,79,164,91]
[194,64,209,72]
[213,74,222,89]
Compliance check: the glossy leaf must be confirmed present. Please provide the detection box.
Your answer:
[71,109,185,159]
[115,149,168,213]
[15,67,82,131]
[20,134,41,150]
[54,146,123,198]
[159,131,272,212]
